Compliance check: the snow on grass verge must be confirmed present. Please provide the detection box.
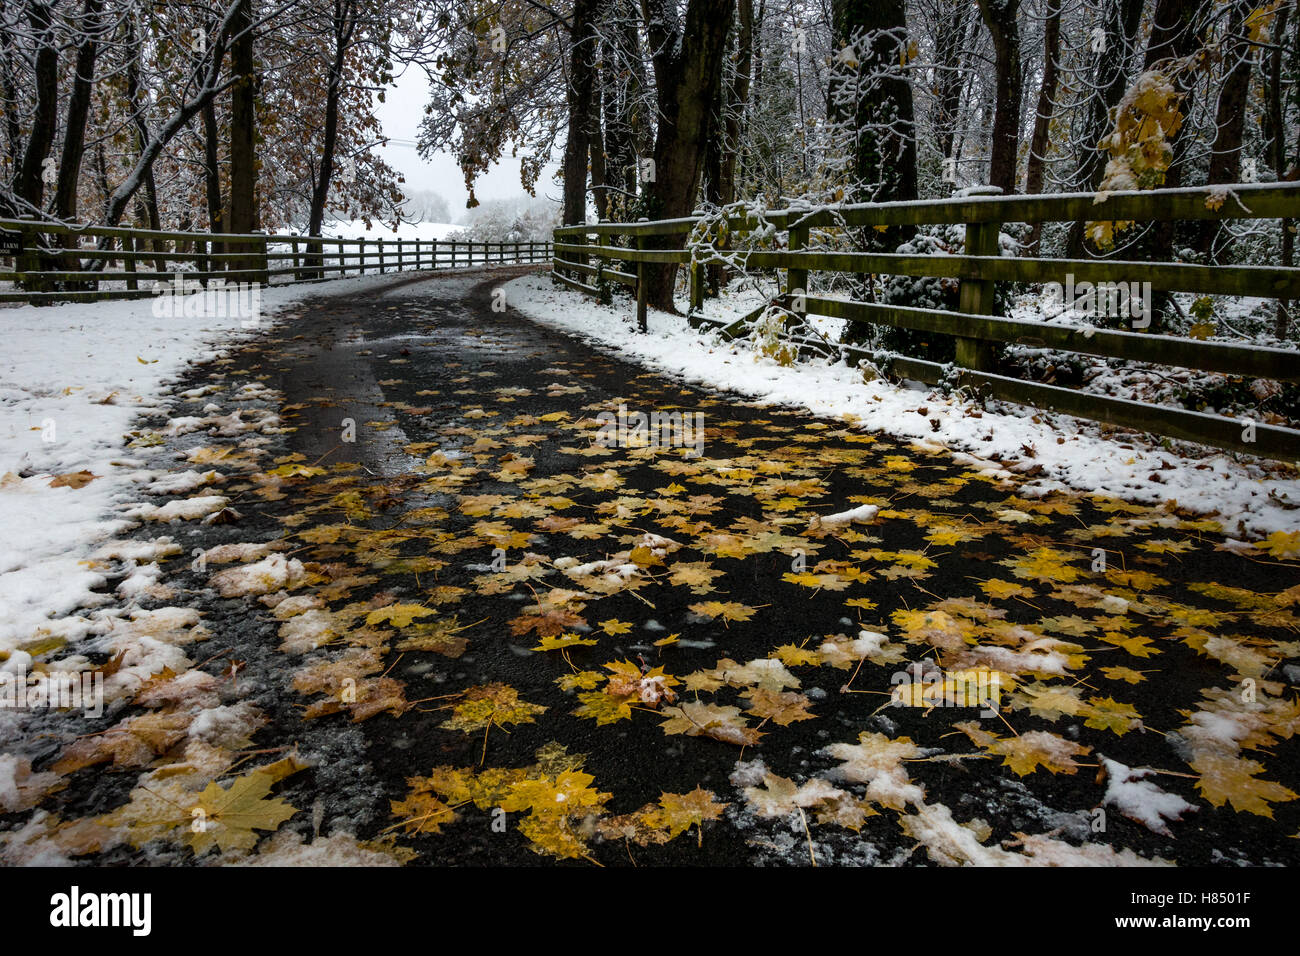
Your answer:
[505,273,1300,538]
[0,270,424,657]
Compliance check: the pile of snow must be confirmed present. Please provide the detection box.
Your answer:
[1101,756,1197,836]
[811,503,879,531]
[209,554,310,598]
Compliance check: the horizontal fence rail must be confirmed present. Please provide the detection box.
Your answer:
[551,181,1300,461]
[0,217,551,304]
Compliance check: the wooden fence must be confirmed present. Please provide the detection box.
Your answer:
[0,218,551,304]
[552,182,1300,461]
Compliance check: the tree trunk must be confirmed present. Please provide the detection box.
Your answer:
[51,0,104,286]
[1024,0,1061,253]
[597,0,649,222]
[639,0,735,310]
[932,0,971,170]
[308,0,356,250]
[0,28,23,185]
[100,3,236,230]
[588,76,608,220]
[229,0,259,281]
[829,0,918,211]
[703,0,753,295]
[54,0,104,226]
[14,2,58,213]
[1141,0,1206,188]
[829,0,918,347]
[975,0,1022,195]
[562,0,600,225]
[1265,5,1295,337]
[202,97,225,262]
[1065,0,1151,256]
[1139,0,1208,327]
[1198,0,1255,259]
[718,0,753,209]
[124,18,164,269]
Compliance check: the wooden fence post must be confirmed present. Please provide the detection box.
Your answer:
[956,188,1002,372]
[123,234,138,291]
[195,237,209,287]
[786,225,808,302]
[253,230,269,286]
[569,233,584,279]
[636,222,648,333]
[290,235,300,281]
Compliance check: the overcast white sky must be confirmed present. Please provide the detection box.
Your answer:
[373,66,562,220]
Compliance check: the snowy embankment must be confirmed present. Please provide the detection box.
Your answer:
[0,271,410,658]
[504,273,1300,538]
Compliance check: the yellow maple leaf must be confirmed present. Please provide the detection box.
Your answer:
[688,600,757,624]
[556,670,602,691]
[573,690,635,725]
[660,702,762,746]
[1191,753,1298,817]
[772,643,820,667]
[442,683,546,733]
[188,771,299,855]
[654,787,728,844]
[1002,547,1087,584]
[955,721,1090,776]
[533,631,598,652]
[1084,696,1142,735]
[1100,665,1148,684]
[980,579,1035,600]
[389,790,458,834]
[1258,531,1300,560]
[1011,681,1085,721]
[742,688,816,726]
[365,604,436,628]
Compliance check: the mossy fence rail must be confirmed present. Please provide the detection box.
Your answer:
[0,218,551,304]
[552,182,1300,461]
